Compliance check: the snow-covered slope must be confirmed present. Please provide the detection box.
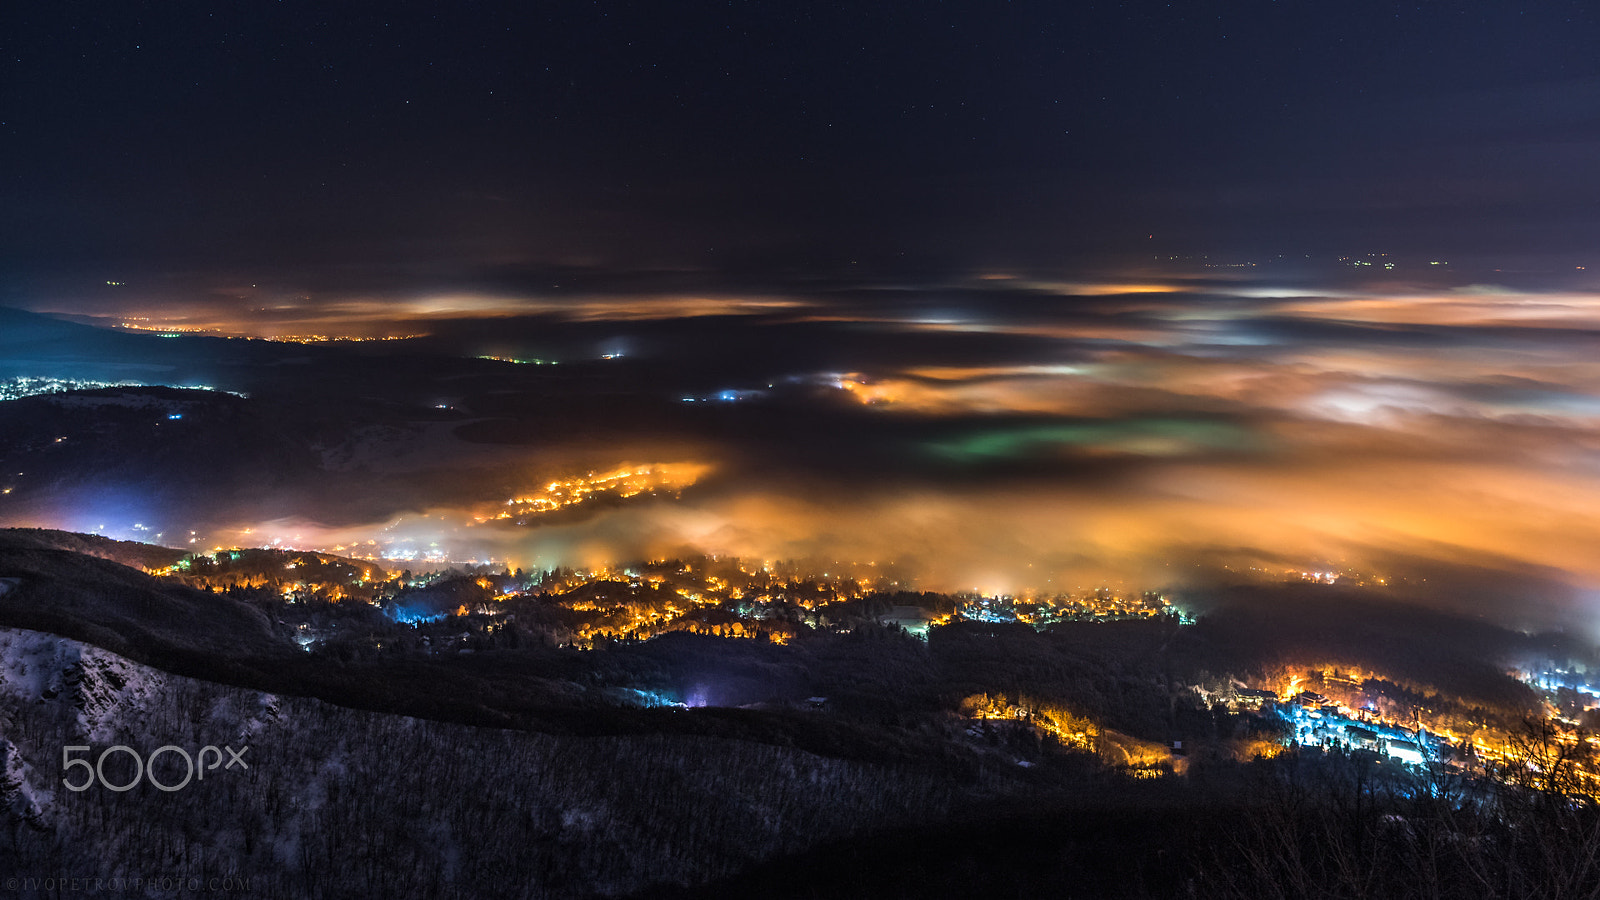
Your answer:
[0,626,953,898]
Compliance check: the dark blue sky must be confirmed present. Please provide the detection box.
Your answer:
[4,1,1599,295]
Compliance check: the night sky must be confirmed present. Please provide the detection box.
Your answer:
[5,1,1600,300]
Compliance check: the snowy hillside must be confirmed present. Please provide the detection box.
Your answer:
[0,626,954,898]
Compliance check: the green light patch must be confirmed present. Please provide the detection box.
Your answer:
[922,419,1257,462]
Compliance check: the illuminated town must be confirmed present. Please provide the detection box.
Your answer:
[0,376,245,401]
[126,541,1600,797]
[147,547,1172,646]
[113,322,427,343]
[488,463,712,522]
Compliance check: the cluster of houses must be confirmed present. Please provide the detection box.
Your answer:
[1229,686,1453,766]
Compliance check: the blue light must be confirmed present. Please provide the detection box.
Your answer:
[167,413,183,420]
[626,688,686,708]
[387,605,446,625]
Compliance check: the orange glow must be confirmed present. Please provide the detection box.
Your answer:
[87,294,807,340]
[493,462,713,519]
[62,275,1600,634]
[1267,289,1600,330]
